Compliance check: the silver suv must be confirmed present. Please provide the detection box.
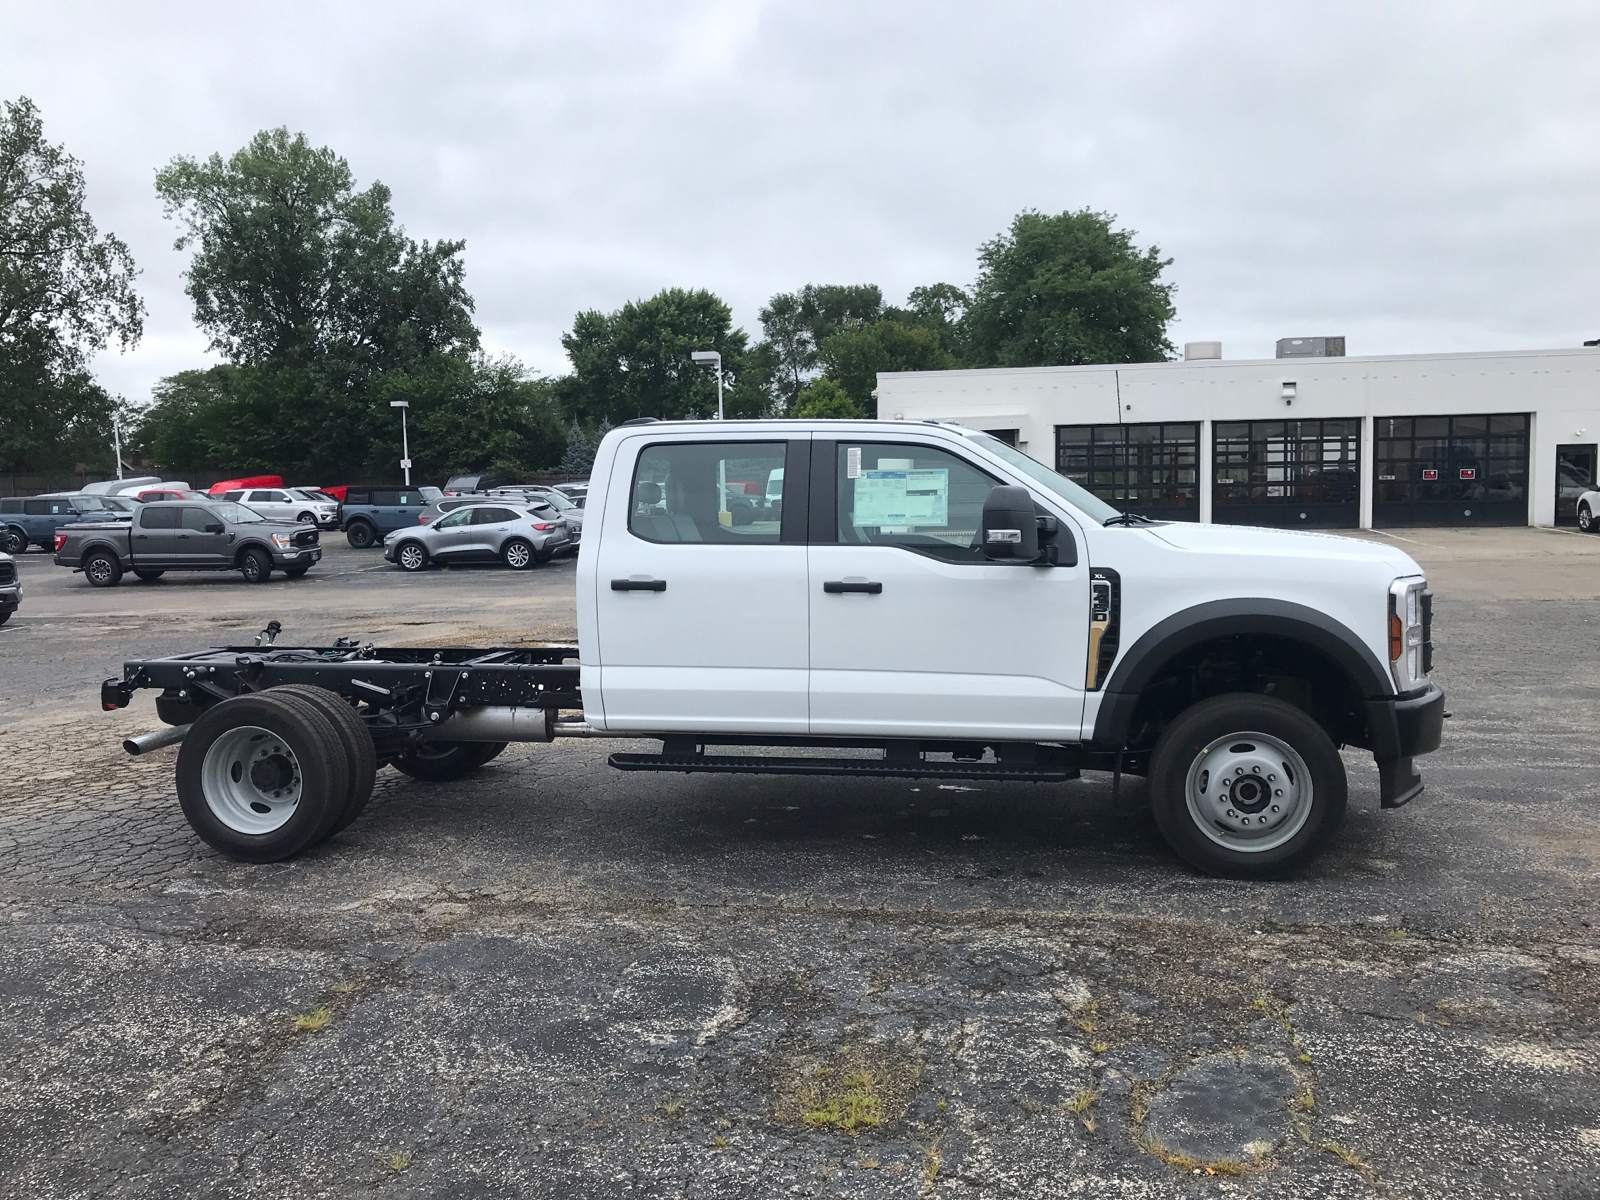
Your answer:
[382,503,573,571]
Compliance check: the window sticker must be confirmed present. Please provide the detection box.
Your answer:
[846,446,862,479]
[1459,468,1475,480]
[852,469,949,527]
[1422,468,1439,480]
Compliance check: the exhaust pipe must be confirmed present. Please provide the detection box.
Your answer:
[124,723,191,756]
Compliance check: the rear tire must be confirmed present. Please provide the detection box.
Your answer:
[1147,692,1346,879]
[85,551,122,587]
[176,691,350,862]
[239,548,272,583]
[502,538,534,570]
[389,740,508,781]
[1580,503,1595,533]
[134,569,164,581]
[346,521,376,548]
[270,685,376,834]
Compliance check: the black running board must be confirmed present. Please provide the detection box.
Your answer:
[607,752,1079,782]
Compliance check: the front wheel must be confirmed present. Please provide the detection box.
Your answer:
[1147,693,1346,879]
[296,512,316,524]
[239,548,272,584]
[395,541,429,571]
[1,527,25,554]
[283,564,310,578]
[1580,503,1595,533]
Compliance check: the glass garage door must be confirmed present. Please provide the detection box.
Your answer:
[1055,423,1200,521]
[1212,419,1362,528]
[1374,414,1530,526]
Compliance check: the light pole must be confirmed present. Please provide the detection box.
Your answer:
[112,411,124,480]
[389,400,411,486]
[690,350,723,421]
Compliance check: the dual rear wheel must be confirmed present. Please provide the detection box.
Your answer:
[176,686,504,862]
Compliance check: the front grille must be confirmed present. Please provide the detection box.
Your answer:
[0,561,14,584]
[1420,589,1433,675]
[294,527,319,548]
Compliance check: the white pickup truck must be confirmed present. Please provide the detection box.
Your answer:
[104,419,1444,878]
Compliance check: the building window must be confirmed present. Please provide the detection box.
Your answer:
[1212,419,1362,527]
[1054,423,1200,521]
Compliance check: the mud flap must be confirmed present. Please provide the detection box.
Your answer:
[1379,756,1423,808]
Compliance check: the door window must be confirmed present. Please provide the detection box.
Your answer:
[344,489,371,505]
[629,442,786,544]
[181,507,217,531]
[472,507,517,524]
[140,507,179,529]
[371,490,399,506]
[833,442,999,562]
[434,509,472,529]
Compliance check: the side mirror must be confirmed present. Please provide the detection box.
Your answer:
[205,523,224,533]
[981,486,1040,562]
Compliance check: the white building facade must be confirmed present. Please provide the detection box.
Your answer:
[877,347,1600,529]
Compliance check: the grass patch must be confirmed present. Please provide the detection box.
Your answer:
[385,1151,413,1171]
[292,1007,332,1032]
[1322,1141,1378,1182]
[801,1070,884,1133]
[1291,1090,1315,1112]
[1137,1133,1247,1175]
[1066,1087,1099,1115]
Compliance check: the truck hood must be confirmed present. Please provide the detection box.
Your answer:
[1147,522,1422,576]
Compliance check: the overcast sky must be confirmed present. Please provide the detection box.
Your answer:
[4,0,1597,404]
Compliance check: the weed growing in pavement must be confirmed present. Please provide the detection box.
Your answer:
[802,1070,883,1133]
[1065,1087,1099,1115]
[385,1151,413,1171]
[292,1007,332,1032]
[1291,1090,1315,1112]
[1321,1141,1378,1183]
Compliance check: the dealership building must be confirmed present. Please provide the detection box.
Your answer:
[877,343,1600,529]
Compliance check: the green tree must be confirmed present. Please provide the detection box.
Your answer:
[962,209,1175,367]
[0,96,144,476]
[559,420,593,474]
[818,319,952,416]
[560,287,767,424]
[759,283,883,407]
[787,377,860,420]
[155,128,477,375]
[888,283,970,360]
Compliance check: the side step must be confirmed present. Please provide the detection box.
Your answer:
[607,751,1079,783]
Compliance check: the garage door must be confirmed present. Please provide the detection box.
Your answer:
[1374,414,1529,527]
[1055,422,1200,522]
[1213,419,1361,528]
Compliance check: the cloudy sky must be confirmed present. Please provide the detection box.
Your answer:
[4,0,1597,404]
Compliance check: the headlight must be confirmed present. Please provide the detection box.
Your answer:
[271,533,293,548]
[1388,577,1431,691]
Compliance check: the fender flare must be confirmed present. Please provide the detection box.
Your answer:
[1090,598,1393,749]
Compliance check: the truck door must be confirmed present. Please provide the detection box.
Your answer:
[594,436,810,733]
[133,506,181,562]
[176,506,231,565]
[807,439,1090,742]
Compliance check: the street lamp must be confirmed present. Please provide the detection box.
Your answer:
[389,400,411,486]
[690,350,723,421]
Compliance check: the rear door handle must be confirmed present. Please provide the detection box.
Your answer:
[611,578,666,592]
[823,581,883,594]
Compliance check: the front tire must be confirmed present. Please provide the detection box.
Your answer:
[296,511,316,524]
[176,691,351,862]
[1,526,25,554]
[1580,503,1595,533]
[1147,693,1346,879]
[346,521,376,549]
[389,740,508,781]
[85,551,123,587]
[134,569,164,581]
[239,548,272,584]
[395,541,429,571]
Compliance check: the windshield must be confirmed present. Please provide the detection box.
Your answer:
[211,502,265,524]
[537,491,575,510]
[73,496,109,510]
[967,433,1122,523]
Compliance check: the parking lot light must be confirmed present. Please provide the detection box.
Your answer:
[690,351,723,421]
[389,400,411,485]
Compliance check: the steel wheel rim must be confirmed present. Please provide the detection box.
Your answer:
[1184,729,1313,853]
[505,542,531,568]
[297,512,315,523]
[400,545,425,570]
[201,724,302,834]
[88,557,113,583]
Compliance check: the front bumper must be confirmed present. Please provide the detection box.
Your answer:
[271,547,322,568]
[0,587,18,613]
[1366,682,1446,808]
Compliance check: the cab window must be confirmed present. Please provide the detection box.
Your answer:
[140,507,180,529]
[834,442,999,563]
[629,442,785,544]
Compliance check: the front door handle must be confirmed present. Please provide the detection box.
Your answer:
[611,578,666,592]
[823,581,883,594]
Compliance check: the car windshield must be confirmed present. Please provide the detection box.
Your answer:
[966,432,1122,523]
[210,502,264,524]
[73,496,109,510]
[536,491,575,510]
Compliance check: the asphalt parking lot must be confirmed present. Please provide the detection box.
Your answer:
[2,529,1598,1199]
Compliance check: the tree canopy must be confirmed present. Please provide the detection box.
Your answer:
[962,209,1175,367]
[0,96,143,477]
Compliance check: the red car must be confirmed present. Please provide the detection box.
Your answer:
[207,475,284,496]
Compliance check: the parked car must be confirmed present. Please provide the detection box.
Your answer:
[95,496,138,520]
[207,475,284,496]
[117,480,191,497]
[220,486,340,527]
[418,495,571,543]
[418,486,442,503]
[54,499,321,586]
[0,549,18,625]
[1578,488,1600,533]
[554,482,588,506]
[340,486,430,547]
[0,494,107,552]
[79,476,160,496]
[383,502,571,571]
[135,489,208,503]
[490,486,584,534]
[442,471,511,496]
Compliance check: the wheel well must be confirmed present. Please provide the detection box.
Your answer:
[235,543,269,565]
[1124,634,1369,759]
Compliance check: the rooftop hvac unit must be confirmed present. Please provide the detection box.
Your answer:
[1184,341,1222,360]
[1276,336,1346,359]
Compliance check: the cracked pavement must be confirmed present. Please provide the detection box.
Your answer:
[2,532,1598,1198]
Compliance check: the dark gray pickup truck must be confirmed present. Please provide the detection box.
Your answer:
[54,499,322,587]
